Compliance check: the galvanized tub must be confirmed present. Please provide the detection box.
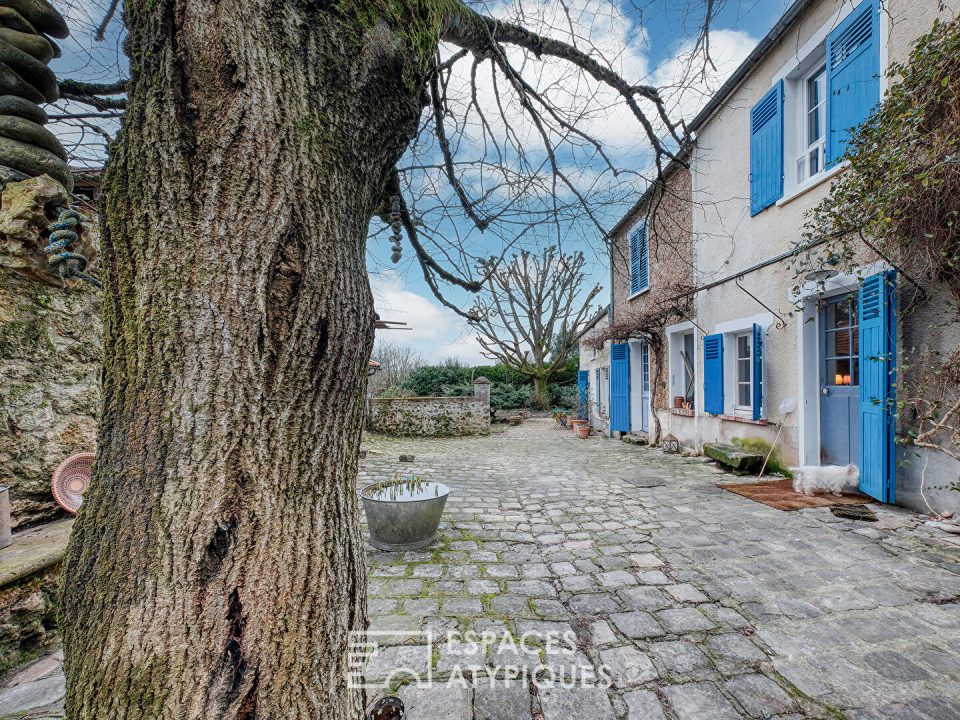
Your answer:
[360,481,450,551]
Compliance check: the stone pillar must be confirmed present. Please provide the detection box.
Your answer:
[473,376,491,405]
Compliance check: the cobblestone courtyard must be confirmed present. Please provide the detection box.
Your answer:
[2,420,959,719]
[358,420,960,720]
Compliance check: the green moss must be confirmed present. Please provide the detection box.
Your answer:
[731,436,792,477]
[0,317,52,357]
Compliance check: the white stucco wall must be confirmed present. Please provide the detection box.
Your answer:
[685,0,958,487]
[579,318,611,435]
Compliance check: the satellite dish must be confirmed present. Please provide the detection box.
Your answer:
[779,398,797,414]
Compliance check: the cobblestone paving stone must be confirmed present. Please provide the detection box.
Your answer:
[2,420,959,719]
[359,420,960,720]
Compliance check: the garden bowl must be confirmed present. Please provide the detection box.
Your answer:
[360,480,450,551]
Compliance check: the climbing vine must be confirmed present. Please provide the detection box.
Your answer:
[794,17,960,501]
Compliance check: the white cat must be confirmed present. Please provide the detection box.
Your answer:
[790,464,859,496]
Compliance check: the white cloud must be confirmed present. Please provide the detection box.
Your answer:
[370,270,487,364]
[435,334,489,365]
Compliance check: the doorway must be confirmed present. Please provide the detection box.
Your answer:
[639,342,651,433]
[819,295,859,465]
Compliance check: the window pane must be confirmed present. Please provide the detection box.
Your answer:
[807,69,825,140]
[738,383,751,407]
[826,329,852,358]
[807,107,820,144]
[827,358,853,386]
[827,300,852,330]
[808,147,820,176]
[737,335,750,360]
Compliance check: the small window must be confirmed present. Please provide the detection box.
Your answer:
[796,65,827,184]
[823,296,860,386]
[669,330,696,408]
[735,334,753,409]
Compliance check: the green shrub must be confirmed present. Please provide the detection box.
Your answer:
[378,385,415,398]
[491,383,531,411]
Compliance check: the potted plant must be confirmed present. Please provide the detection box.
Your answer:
[576,424,591,439]
[360,474,450,551]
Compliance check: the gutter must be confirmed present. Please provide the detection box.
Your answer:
[688,0,817,133]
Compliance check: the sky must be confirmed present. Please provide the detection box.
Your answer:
[47,0,794,365]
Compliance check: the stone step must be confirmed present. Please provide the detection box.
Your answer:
[702,443,764,474]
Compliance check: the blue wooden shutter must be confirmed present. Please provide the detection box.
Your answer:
[858,270,896,503]
[752,323,764,421]
[630,224,649,294]
[595,368,601,406]
[749,80,784,215]
[826,0,880,166]
[610,343,631,432]
[703,334,724,415]
[577,370,589,419]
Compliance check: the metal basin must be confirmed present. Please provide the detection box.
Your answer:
[360,481,450,551]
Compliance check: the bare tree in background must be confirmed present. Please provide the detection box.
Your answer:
[369,339,424,396]
[45,0,733,716]
[472,247,601,409]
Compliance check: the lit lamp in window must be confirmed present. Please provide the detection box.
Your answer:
[842,374,851,386]
[834,373,844,385]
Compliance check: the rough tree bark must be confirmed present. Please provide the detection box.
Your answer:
[60,1,437,718]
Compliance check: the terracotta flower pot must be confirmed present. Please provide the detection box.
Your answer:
[576,424,591,439]
[570,419,586,432]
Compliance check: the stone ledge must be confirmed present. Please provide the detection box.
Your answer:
[718,414,768,426]
[702,443,764,474]
[0,520,73,589]
[670,408,694,417]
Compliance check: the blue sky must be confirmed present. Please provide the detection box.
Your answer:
[47,0,794,364]
[368,0,794,364]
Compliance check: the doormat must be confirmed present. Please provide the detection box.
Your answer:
[718,478,872,511]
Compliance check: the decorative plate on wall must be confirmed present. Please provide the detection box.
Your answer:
[51,452,95,514]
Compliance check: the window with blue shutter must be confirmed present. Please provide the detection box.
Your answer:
[826,0,880,166]
[858,270,896,503]
[749,80,784,215]
[629,223,649,295]
[752,323,765,421]
[609,343,631,432]
[703,334,724,415]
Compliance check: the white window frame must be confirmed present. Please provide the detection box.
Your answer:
[796,63,827,186]
[666,323,696,409]
[603,366,610,414]
[734,332,753,411]
[711,313,772,417]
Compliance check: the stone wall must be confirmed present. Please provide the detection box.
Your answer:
[0,177,101,528]
[0,520,71,674]
[368,396,490,437]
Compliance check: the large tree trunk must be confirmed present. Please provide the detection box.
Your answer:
[60,2,436,718]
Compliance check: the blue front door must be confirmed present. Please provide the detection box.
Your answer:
[610,343,631,432]
[819,295,860,466]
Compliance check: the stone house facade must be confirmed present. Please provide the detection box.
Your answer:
[587,0,960,515]
[580,164,693,444]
